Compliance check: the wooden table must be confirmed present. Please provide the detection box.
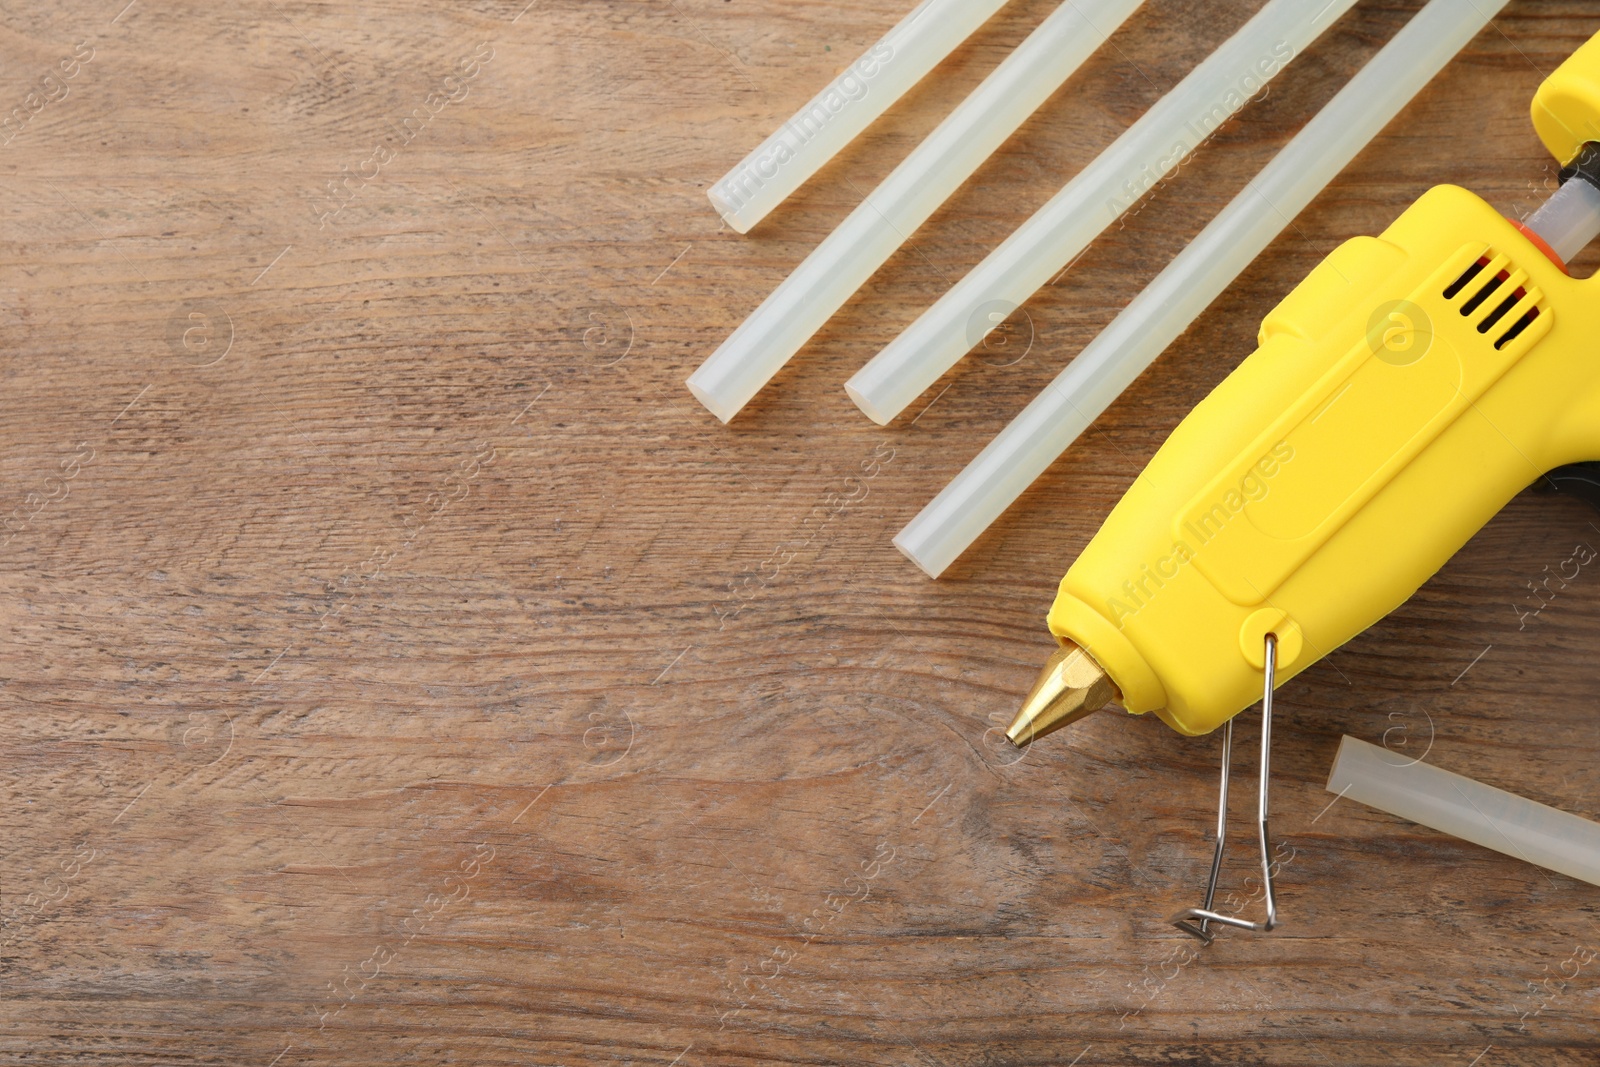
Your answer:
[3,0,1597,1063]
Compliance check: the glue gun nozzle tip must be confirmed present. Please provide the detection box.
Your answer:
[1006,642,1116,746]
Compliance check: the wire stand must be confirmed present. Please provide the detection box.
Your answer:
[1171,633,1281,945]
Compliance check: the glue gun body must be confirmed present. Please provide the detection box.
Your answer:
[1050,184,1600,736]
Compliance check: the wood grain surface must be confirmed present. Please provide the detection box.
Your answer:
[2,0,1598,1063]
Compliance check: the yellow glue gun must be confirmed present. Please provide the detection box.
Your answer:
[1008,33,1600,941]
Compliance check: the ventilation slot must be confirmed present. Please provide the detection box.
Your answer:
[1495,308,1540,350]
[1460,270,1509,316]
[1478,288,1525,334]
[1443,257,1488,298]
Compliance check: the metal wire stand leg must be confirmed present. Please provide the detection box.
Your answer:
[1170,633,1281,945]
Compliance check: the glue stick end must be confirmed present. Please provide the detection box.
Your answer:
[844,380,893,427]
[686,375,738,424]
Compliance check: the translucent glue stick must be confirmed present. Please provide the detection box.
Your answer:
[847,0,1359,425]
[688,0,1148,423]
[707,0,1010,235]
[894,0,1507,578]
[1328,736,1600,887]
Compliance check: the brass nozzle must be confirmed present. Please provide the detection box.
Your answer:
[1006,642,1117,747]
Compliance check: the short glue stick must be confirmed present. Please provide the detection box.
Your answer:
[1328,736,1600,887]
